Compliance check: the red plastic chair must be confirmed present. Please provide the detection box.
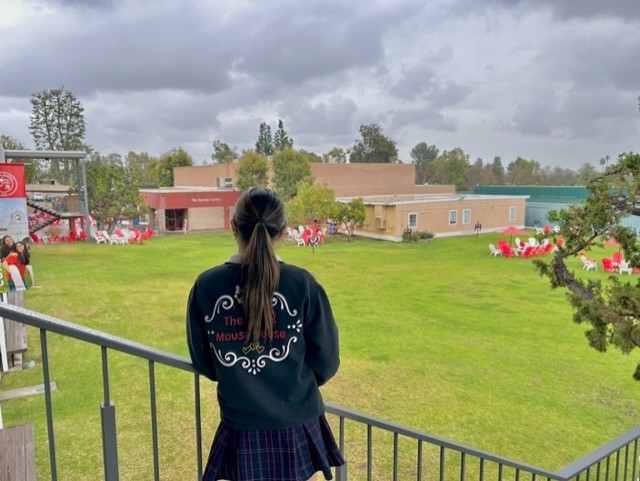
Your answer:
[612,251,622,265]
[601,258,617,272]
[499,244,516,256]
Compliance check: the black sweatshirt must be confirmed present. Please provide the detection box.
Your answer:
[187,254,340,429]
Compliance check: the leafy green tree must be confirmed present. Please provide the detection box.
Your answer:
[285,182,337,225]
[410,142,439,184]
[29,87,88,183]
[349,124,398,163]
[534,152,640,380]
[335,197,366,242]
[429,148,470,190]
[0,134,38,183]
[576,162,599,185]
[491,156,505,184]
[271,148,313,199]
[156,147,193,187]
[467,157,495,187]
[255,122,273,156]
[506,156,542,185]
[540,165,578,185]
[322,147,347,163]
[126,151,159,187]
[273,119,293,151]
[298,149,322,163]
[84,152,147,231]
[211,140,237,164]
[235,150,269,190]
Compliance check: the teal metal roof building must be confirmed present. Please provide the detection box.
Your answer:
[473,185,640,232]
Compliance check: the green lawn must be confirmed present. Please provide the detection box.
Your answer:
[1,231,639,480]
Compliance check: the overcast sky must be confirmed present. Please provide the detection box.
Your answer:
[1,0,639,170]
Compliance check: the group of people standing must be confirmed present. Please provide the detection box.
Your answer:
[0,235,35,291]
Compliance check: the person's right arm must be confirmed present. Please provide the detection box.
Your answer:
[186,283,217,381]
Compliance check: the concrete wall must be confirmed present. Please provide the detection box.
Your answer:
[173,162,455,197]
[309,163,454,197]
[174,164,237,187]
[187,206,228,231]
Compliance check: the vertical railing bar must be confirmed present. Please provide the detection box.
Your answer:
[515,467,520,481]
[439,446,445,481]
[597,459,602,481]
[100,346,119,481]
[615,450,621,481]
[460,452,466,481]
[622,444,635,481]
[393,432,399,481]
[416,439,423,481]
[101,346,111,403]
[335,416,346,481]
[40,328,58,481]
[339,416,345,454]
[148,360,160,481]
[531,470,536,481]
[587,466,591,481]
[479,457,484,481]
[606,456,611,481]
[631,440,638,481]
[194,374,203,481]
[367,424,372,481]
[498,463,503,481]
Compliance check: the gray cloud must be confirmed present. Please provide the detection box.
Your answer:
[462,0,640,20]
[0,0,638,168]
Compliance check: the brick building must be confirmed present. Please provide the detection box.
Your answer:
[142,162,526,239]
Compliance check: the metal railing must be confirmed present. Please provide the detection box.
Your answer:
[0,302,638,481]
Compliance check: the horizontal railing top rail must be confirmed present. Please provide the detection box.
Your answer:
[0,302,193,373]
[1,302,638,481]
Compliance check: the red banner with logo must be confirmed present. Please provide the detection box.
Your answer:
[0,163,26,198]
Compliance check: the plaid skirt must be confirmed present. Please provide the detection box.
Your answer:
[202,415,344,481]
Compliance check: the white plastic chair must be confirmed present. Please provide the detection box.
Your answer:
[619,260,633,275]
[488,243,502,256]
[579,254,597,271]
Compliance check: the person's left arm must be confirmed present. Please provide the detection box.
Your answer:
[304,282,340,386]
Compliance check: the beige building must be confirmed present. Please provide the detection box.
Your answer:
[167,162,527,240]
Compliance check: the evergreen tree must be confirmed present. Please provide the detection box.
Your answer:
[273,119,293,151]
[29,87,88,183]
[535,152,640,380]
[255,122,273,156]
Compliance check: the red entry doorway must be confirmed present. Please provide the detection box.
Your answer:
[165,209,186,231]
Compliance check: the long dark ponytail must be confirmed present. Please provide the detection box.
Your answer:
[233,188,286,344]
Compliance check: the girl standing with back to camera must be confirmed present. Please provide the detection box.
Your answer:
[187,187,344,481]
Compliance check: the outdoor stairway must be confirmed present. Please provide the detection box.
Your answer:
[26,200,60,233]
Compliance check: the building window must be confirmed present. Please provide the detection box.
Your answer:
[462,209,471,224]
[408,213,417,228]
[509,206,517,220]
[449,210,457,225]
